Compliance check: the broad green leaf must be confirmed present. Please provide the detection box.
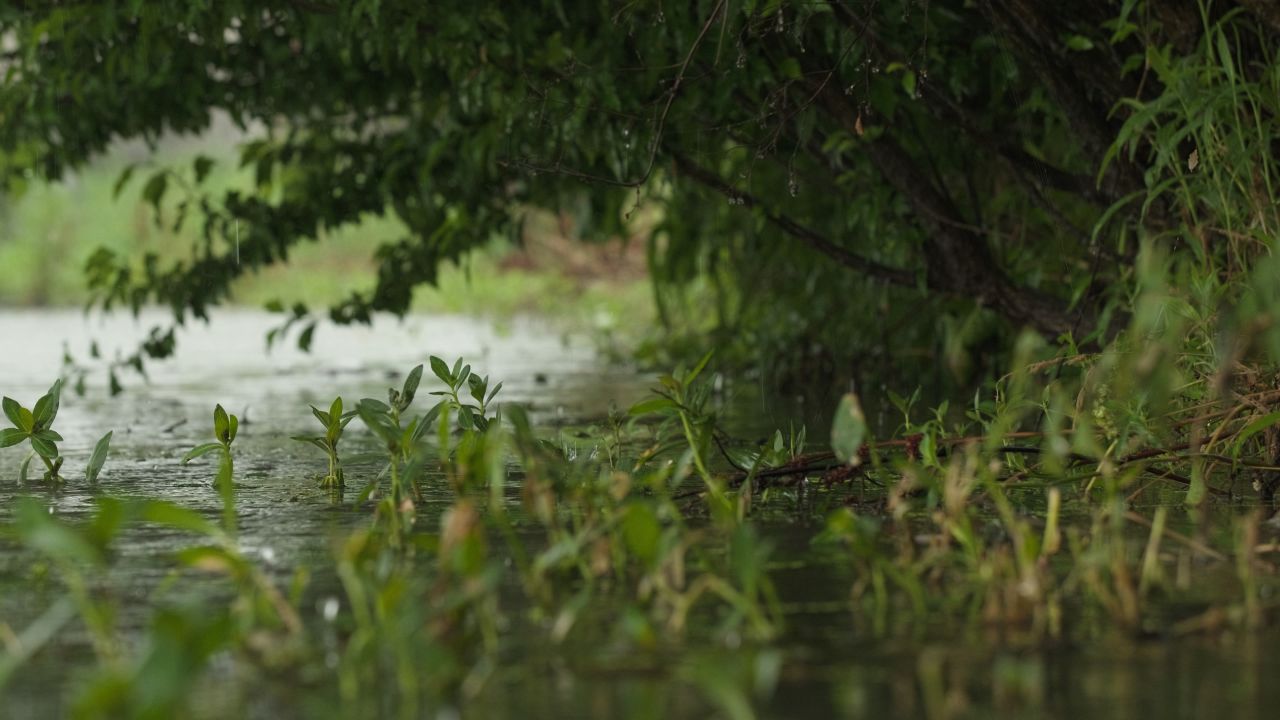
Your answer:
[29,434,58,460]
[85,431,112,483]
[359,397,391,414]
[310,405,331,427]
[430,356,452,385]
[358,403,400,446]
[142,172,168,209]
[831,393,867,466]
[227,414,238,443]
[0,428,26,448]
[193,154,215,183]
[14,499,101,564]
[3,397,28,431]
[328,396,343,422]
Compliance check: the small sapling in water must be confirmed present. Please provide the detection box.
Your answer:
[2,380,67,483]
[292,396,355,488]
[183,404,240,535]
[1,380,114,485]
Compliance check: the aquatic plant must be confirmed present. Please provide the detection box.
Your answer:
[429,356,502,432]
[182,404,240,535]
[293,396,355,488]
[1,379,113,485]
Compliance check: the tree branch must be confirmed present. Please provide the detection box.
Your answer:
[669,152,917,288]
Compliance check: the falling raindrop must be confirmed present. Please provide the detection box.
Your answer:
[656,9,665,23]
[775,11,784,34]
[788,174,799,197]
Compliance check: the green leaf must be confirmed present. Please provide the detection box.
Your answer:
[686,351,713,385]
[3,397,28,431]
[630,396,677,416]
[359,398,391,414]
[32,380,62,429]
[400,364,423,409]
[430,356,452,386]
[291,435,330,453]
[213,405,229,441]
[1064,34,1094,51]
[0,428,27,448]
[14,500,102,565]
[183,442,224,463]
[328,397,343,423]
[142,501,222,538]
[831,393,867,466]
[112,163,137,199]
[485,381,503,406]
[33,430,63,443]
[623,503,662,565]
[85,431,112,483]
[142,171,168,209]
[29,434,59,460]
[310,405,331,427]
[297,322,316,352]
[227,414,238,443]
[1231,410,1280,460]
[193,155,215,183]
[468,373,487,404]
[357,403,400,446]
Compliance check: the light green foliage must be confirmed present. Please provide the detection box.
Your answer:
[0,380,114,485]
[183,404,240,535]
[293,396,356,488]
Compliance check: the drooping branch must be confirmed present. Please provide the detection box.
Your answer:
[669,152,917,288]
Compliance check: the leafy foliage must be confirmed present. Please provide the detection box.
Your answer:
[6,1,1278,385]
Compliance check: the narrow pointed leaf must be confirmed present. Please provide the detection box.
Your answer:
[183,443,224,463]
[85,431,113,483]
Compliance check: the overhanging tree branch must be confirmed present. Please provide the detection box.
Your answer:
[669,152,916,288]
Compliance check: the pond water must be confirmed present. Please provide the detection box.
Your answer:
[2,310,1279,719]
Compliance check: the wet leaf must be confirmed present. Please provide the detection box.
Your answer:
[85,431,112,484]
[183,443,223,463]
[3,397,28,431]
[0,428,26,448]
